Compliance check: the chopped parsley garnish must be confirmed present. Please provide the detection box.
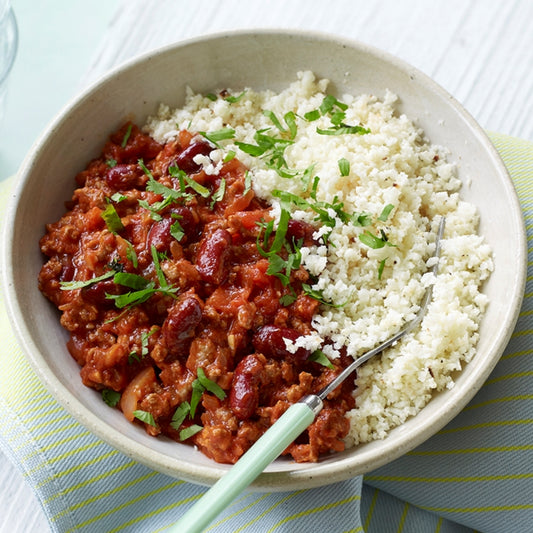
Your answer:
[263,110,285,132]
[60,270,115,290]
[196,368,226,399]
[224,90,246,103]
[378,203,395,222]
[113,272,149,290]
[303,94,370,136]
[151,245,169,288]
[303,109,321,122]
[309,349,334,369]
[170,401,191,431]
[129,328,156,364]
[210,178,226,209]
[199,128,235,146]
[121,124,133,148]
[102,389,121,407]
[359,229,395,249]
[189,379,205,419]
[223,150,236,163]
[179,425,203,441]
[378,258,387,280]
[170,218,185,241]
[317,124,370,136]
[188,368,226,419]
[235,130,294,178]
[125,239,138,268]
[284,111,298,139]
[302,283,347,308]
[111,192,127,203]
[101,202,125,233]
[319,94,348,115]
[279,287,298,306]
[106,158,117,168]
[133,409,157,427]
[183,174,210,198]
[243,171,252,195]
[338,158,350,177]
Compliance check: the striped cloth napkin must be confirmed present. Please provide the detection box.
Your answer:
[0,132,531,532]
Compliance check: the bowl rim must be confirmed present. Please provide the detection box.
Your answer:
[1,28,527,490]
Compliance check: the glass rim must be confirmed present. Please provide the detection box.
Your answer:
[0,8,18,87]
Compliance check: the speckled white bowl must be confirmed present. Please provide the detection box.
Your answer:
[1,30,526,490]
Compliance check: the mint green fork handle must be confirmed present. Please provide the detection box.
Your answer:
[169,400,317,533]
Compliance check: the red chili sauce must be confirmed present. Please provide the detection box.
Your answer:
[38,122,355,463]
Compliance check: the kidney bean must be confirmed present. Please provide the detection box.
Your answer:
[170,206,199,239]
[252,325,311,363]
[82,279,123,307]
[106,163,142,189]
[174,140,213,174]
[162,296,202,356]
[195,228,232,285]
[147,217,174,253]
[286,219,317,246]
[147,207,199,252]
[230,354,265,420]
[59,262,76,283]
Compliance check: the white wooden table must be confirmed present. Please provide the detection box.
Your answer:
[1,1,532,530]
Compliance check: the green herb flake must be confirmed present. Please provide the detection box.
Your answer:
[101,203,125,234]
[106,287,157,309]
[133,409,157,427]
[106,158,117,168]
[170,401,191,431]
[378,258,387,280]
[121,124,133,148]
[140,329,156,357]
[224,90,246,103]
[304,109,321,122]
[151,245,168,288]
[60,270,115,290]
[189,379,205,418]
[210,178,226,209]
[170,219,185,242]
[128,352,141,365]
[197,368,226,400]
[338,158,350,177]
[359,229,395,249]
[263,110,286,132]
[279,289,297,307]
[102,389,121,407]
[111,192,127,203]
[183,175,210,198]
[302,283,346,308]
[205,93,217,101]
[113,272,150,290]
[223,150,236,163]
[309,350,334,369]
[243,171,252,196]
[179,424,203,441]
[200,128,235,145]
[284,111,298,139]
[317,124,370,136]
[351,212,373,227]
[378,203,395,222]
[125,240,139,268]
[319,94,348,115]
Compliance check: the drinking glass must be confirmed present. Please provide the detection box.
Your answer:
[0,0,18,126]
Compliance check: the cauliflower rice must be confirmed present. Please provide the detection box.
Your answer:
[144,71,493,446]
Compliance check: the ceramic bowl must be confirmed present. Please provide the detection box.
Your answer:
[1,30,526,490]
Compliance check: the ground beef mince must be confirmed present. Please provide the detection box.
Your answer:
[38,122,355,464]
